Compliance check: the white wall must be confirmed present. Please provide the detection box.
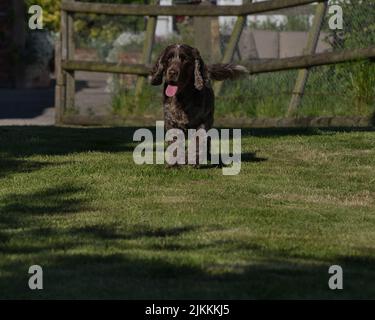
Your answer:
[155,0,288,37]
[218,0,286,34]
[155,0,174,37]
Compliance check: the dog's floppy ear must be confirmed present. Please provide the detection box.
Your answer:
[150,47,168,86]
[192,48,208,91]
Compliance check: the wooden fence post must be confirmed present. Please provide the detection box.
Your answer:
[135,7,157,99]
[55,36,64,124]
[58,8,68,122]
[213,0,253,96]
[65,10,76,113]
[193,0,222,63]
[213,0,251,96]
[287,1,328,116]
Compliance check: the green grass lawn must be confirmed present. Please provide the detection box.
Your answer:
[0,125,375,299]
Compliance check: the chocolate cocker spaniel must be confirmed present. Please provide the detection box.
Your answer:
[150,44,248,132]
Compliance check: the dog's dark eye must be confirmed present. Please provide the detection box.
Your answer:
[181,56,189,64]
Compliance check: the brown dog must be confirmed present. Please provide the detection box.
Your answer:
[150,44,247,164]
[150,43,248,132]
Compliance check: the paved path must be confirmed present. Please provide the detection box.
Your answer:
[0,87,55,125]
[0,72,111,126]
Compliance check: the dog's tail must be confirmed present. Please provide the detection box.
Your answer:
[207,63,249,81]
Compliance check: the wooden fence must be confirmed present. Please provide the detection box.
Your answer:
[56,0,375,127]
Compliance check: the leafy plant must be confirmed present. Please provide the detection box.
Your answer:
[25,0,61,32]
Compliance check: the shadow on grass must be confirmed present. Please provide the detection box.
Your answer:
[0,125,139,178]
[1,201,374,299]
[1,196,374,299]
[0,184,91,228]
[194,152,267,170]
[0,158,55,178]
[238,126,375,137]
[1,125,374,160]
[1,184,88,215]
[241,152,267,163]
[0,126,266,177]
[69,224,198,241]
[1,239,374,299]
[0,126,136,158]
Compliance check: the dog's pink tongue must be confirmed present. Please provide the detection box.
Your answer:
[166,85,178,97]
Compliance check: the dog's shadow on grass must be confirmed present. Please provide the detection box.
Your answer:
[241,152,267,163]
[195,152,267,169]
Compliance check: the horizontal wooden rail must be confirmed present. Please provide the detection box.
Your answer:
[62,46,375,77]
[245,46,375,75]
[61,0,323,16]
[62,60,150,75]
